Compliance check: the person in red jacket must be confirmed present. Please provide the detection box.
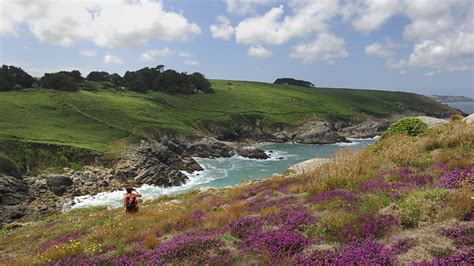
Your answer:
[124,187,142,213]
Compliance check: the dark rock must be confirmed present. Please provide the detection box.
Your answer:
[9,206,28,219]
[186,138,234,158]
[0,176,30,206]
[46,175,73,196]
[236,147,269,160]
[292,121,348,144]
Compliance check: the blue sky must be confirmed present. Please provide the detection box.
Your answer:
[0,0,472,97]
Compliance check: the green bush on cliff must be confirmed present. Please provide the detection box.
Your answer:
[384,117,428,137]
[0,154,22,177]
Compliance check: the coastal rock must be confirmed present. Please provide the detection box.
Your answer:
[45,175,73,195]
[292,121,347,144]
[462,114,474,124]
[415,116,448,128]
[0,176,30,206]
[236,147,269,160]
[289,158,330,174]
[185,138,234,158]
[0,176,33,228]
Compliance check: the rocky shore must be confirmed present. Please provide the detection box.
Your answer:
[0,112,436,228]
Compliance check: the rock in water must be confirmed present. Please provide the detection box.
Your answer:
[45,175,73,195]
[236,147,269,159]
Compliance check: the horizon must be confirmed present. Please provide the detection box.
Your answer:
[1,0,473,97]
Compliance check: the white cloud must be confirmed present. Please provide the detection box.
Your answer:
[347,0,474,72]
[178,52,191,57]
[235,1,339,46]
[226,0,278,16]
[103,53,122,64]
[248,45,272,58]
[290,33,348,64]
[365,38,402,58]
[424,70,442,76]
[139,48,193,62]
[0,0,201,48]
[210,16,235,40]
[184,59,198,65]
[79,49,96,57]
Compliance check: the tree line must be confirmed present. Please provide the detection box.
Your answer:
[0,64,213,94]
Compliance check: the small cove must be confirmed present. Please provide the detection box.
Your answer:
[69,137,378,209]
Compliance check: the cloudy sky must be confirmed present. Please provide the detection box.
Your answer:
[0,0,473,96]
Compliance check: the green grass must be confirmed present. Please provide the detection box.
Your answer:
[0,80,456,162]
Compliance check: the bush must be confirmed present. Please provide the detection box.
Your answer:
[385,117,428,137]
[0,154,22,177]
[398,189,448,227]
[41,72,79,91]
[0,65,35,91]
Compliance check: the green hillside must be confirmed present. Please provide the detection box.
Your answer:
[0,80,457,172]
[0,80,456,150]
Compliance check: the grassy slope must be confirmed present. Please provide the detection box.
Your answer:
[0,80,456,152]
[0,122,472,264]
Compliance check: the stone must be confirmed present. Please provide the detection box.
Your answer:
[236,147,269,160]
[45,175,73,196]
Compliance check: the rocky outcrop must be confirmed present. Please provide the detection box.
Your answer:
[185,138,235,158]
[46,175,73,195]
[463,114,474,124]
[292,121,348,144]
[0,176,31,228]
[236,147,269,159]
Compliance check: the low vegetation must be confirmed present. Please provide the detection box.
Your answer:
[0,120,472,265]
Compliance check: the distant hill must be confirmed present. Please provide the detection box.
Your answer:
[430,95,473,103]
[274,78,314,88]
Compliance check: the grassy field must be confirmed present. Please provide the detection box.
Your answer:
[1,121,472,265]
[0,80,456,152]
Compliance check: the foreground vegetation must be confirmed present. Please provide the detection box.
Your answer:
[1,119,472,265]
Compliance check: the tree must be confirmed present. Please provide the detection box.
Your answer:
[0,65,35,91]
[87,71,110,82]
[274,78,314,88]
[189,72,214,93]
[41,72,79,91]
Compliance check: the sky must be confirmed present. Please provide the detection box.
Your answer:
[0,0,473,97]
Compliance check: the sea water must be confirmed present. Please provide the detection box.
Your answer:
[447,101,474,114]
[69,137,377,209]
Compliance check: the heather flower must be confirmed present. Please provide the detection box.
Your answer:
[241,230,310,258]
[294,237,397,265]
[229,216,264,238]
[147,233,223,263]
[190,210,205,221]
[443,226,474,248]
[338,212,399,241]
[437,168,472,189]
[412,248,474,265]
[391,237,417,254]
[267,208,315,231]
[310,189,358,204]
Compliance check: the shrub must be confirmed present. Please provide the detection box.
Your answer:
[338,212,399,241]
[450,114,464,122]
[384,117,428,137]
[437,168,472,189]
[229,216,264,238]
[241,230,310,258]
[398,189,448,227]
[0,154,22,177]
[293,237,397,265]
[143,233,159,249]
[148,233,222,262]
